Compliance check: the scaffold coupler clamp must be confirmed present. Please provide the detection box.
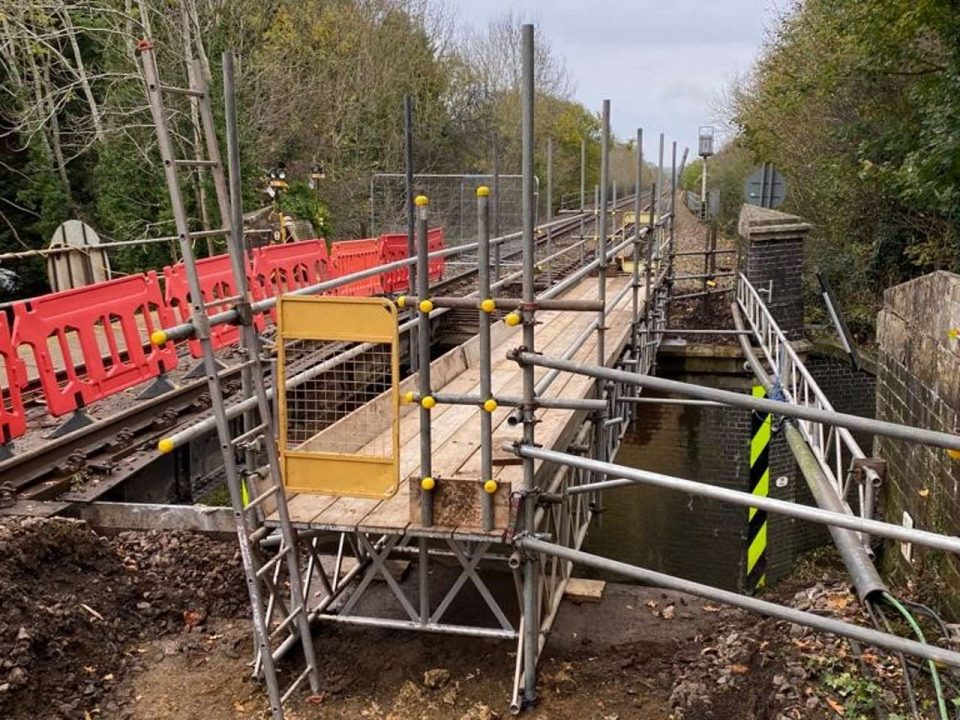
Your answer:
[767,376,787,434]
[193,312,212,342]
[234,299,254,328]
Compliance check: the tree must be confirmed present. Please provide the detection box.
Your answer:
[730,0,960,337]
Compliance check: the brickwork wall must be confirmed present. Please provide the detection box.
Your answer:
[738,235,805,339]
[588,368,824,594]
[737,205,810,340]
[875,271,960,619]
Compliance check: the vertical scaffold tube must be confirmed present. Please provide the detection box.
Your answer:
[477,186,495,531]
[656,132,665,226]
[645,181,655,321]
[519,23,539,709]
[416,195,433,527]
[493,136,502,280]
[404,95,418,373]
[593,99,611,514]
[546,136,554,222]
[580,137,586,211]
[598,100,610,367]
[669,141,677,277]
[632,129,643,356]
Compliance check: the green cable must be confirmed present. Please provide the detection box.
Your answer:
[883,591,949,720]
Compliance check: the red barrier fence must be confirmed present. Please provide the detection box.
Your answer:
[164,255,245,358]
[379,229,445,293]
[330,238,383,296]
[379,233,412,294]
[2,230,447,439]
[0,313,27,442]
[250,240,329,320]
[11,272,178,417]
[428,228,445,281]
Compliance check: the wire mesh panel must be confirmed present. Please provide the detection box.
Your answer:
[278,296,400,499]
[282,340,393,456]
[369,173,531,245]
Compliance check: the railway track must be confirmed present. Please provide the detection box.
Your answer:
[0,195,649,511]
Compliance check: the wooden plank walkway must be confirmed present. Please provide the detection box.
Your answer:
[268,272,638,540]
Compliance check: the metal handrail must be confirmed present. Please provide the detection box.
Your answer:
[735,273,879,518]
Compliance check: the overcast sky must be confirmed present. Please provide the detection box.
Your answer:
[449,0,782,161]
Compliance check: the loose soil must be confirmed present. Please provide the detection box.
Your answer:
[1,517,951,720]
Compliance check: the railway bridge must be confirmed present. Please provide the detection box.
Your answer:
[3,23,960,720]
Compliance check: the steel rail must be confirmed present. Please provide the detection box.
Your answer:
[513,352,960,452]
[518,537,960,668]
[510,444,960,556]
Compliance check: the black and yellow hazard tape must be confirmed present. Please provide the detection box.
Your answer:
[747,385,771,592]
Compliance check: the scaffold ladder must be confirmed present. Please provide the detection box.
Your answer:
[137,40,319,718]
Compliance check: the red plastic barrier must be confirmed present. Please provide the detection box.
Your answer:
[250,239,329,319]
[164,255,251,358]
[428,227,445,282]
[379,233,413,294]
[0,313,26,443]
[329,238,383,296]
[11,272,178,417]
[379,228,445,294]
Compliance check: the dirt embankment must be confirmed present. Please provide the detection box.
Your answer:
[0,518,245,720]
[0,518,949,720]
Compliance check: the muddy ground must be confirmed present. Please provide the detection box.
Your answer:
[1,517,955,720]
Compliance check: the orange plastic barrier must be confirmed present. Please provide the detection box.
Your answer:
[379,233,413,294]
[163,256,247,358]
[0,312,26,443]
[427,227,445,282]
[329,238,383,296]
[11,273,178,417]
[378,228,445,293]
[250,239,329,319]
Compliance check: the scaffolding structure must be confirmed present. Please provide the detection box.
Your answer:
[139,23,960,720]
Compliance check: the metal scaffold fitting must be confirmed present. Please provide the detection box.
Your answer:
[421,395,436,409]
[480,298,496,313]
[483,398,498,412]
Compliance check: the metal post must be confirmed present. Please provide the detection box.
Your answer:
[669,141,677,272]
[477,186,495,531]
[546,136,553,222]
[404,95,418,373]
[632,129,643,354]
[591,98,611,523]
[493,136,502,281]
[598,100,610,369]
[416,196,433,527]
[701,155,709,207]
[519,23,538,709]
[513,445,960,557]
[645,182,654,320]
[517,537,960,668]
[667,142,677,327]
[514,352,960,451]
[580,137,586,211]
[656,133,665,220]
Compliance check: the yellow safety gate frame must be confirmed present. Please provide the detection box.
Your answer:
[277,296,400,499]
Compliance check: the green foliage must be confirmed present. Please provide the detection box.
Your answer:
[0,1,610,299]
[280,182,330,239]
[731,0,960,337]
[823,671,884,719]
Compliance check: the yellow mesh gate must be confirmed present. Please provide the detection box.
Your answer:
[277,296,400,498]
